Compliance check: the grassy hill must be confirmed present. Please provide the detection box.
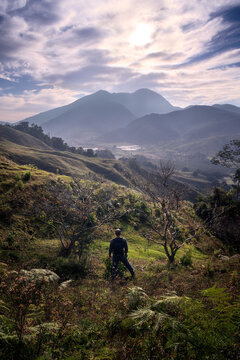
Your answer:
[0,124,52,150]
[0,125,133,186]
[0,153,239,360]
[0,125,239,360]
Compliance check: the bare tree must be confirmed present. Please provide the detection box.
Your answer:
[157,159,175,187]
[30,177,128,259]
[128,161,206,266]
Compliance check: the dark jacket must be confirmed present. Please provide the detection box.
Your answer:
[109,237,128,257]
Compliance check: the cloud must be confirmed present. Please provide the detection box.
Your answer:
[9,0,62,26]
[0,0,240,121]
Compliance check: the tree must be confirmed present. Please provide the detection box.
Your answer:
[131,162,198,266]
[211,139,240,195]
[157,159,175,187]
[31,178,128,260]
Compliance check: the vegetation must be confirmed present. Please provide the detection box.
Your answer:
[0,140,239,359]
[11,122,96,157]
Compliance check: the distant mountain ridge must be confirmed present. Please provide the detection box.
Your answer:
[20,89,178,143]
[99,105,240,146]
[213,103,240,115]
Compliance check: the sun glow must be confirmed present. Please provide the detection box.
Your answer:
[130,23,154,47]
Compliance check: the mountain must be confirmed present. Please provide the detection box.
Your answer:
[20,89,177,143]
[41,90,135,143]
[213,103,240,115]
[99,105,240,145]
[111,88,179,117]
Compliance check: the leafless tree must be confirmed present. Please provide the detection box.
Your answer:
[30,177,129,260]
[128,161,216,267]
[157,159,175,187]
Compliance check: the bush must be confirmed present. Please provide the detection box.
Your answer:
[180,249,193,267]
[52,257,87,279]
[22,171,31,182]
[126,287,149,311]
[104,257,126,279]
[15,180,24,190]
[128,288,240,360]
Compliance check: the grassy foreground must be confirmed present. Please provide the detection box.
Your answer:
[0,155,239,360]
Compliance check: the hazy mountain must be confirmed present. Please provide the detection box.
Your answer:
[19,89,177,143]
[111,88,179,117]
[213,103,240,115]
[42,90,135,143]
[99,105,240,145]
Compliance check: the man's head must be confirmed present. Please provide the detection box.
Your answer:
[115,228,121,236]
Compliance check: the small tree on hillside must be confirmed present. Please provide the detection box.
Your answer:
[211,139,240,196]
[130,161,199,266]
[31,177,128,260]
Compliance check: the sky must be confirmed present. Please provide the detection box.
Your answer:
[0,0,240,122]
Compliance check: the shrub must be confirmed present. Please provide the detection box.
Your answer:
[128,288,240,360]
[15,180,24,190]
[126,287,149,310]
[104,257,126,280]
[180,249,193,267]
[22,171,31,182]
[52,257,87,279]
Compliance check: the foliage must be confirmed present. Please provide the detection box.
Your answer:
[180,249,193,267]
[104,256,126,279]
[31,178,127,261]
[52,256,88,279]
[194,187,240,250]
[127,287,240,359]
[15,179,24,190]
[11,122,96,157]
[130,163,197,265]
[211,139,240,194]
[22,171,31,182]
[125,286,149,311]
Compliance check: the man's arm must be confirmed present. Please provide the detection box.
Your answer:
[109,240,113,257]
[124,239,128,256]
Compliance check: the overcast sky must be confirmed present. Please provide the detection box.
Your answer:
[0,0,240,122]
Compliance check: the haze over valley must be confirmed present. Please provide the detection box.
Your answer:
[14,88,239,187]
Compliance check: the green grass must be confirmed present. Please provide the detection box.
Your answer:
[0,139,131,185]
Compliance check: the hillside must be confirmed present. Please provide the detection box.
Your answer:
[42,92,135,143]
[0,125,133,186]
[99,105,240,145]
[111,88,179,117]
[0,125,52,150]
[0,151,239,360]
[213,103,240,115]
[0,125,200,201]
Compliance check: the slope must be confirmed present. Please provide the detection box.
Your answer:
[20,89,177,144]
[99,105,240,145]
[112,88,178,117]
[42,91,135,143]
[0,125,130,186]
[213,103,240,115]
[0,124,51,150]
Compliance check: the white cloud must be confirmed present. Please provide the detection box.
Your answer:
[0,0,240,121]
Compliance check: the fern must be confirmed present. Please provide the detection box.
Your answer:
[126,286,149,310]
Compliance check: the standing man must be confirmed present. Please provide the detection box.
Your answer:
[109,229,135,280]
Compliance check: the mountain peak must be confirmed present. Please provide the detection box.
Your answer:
[94,90,111,96]
[133,88,159,97]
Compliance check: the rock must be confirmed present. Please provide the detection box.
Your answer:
[219,255,230,261]
[59,280,73,290]
[191,270,199,275]
[229,254,240,264]
[19,269,60,283]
